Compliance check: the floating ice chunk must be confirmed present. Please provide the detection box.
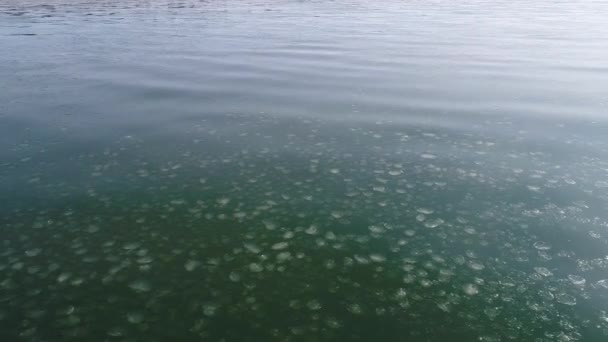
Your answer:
[217,197,230,206]
[424,218,444,228]
[369,254,386,263]
[388,170,402,176]
[107,327,125,337]
[467,260,485,271]
[534,267,553,277]
[137,256,153,264]
[86,225,99,233]
[416,208,434,215]
[404,229,415,236]
[394,288,407,299]
[263,221,276,230]
[439,269,454,276]
[533,241,552,250]
[368,225,385,234]
[484,307,500,319]
[123,243,140,251]
[538,290,554,301]
[305,225,318,235]
[437,302,450,312]
[71,277,84,286]
[403,274,416,284]
[567,275,586,286]
[324,259,336,269]
[325,317,342,328]
[271,242,289,250]
[420,153,437,159]
[57,272,72,283]
[244,243,261,254]
[555,292,576,306]
[464,228,476,235]
[330,211,344,219]
[600,311,608,323]
[354,255,370,264]
[329,168,340,174]
[420,279,432,287]
[128,279,151,292]
[249,263,264,273]
[325,231,336,240]
[596,279,608,289]
[463,283,479,295]
[347,303,363,314]
[538,251,552,261]
[184,260,201,272]
[61,306,76,316]
[229,271,241,282]
[277,252,291,262]
[307,300,322,311]
[126,312,144,324]
[25,248,42,257]
[203,303,219,316]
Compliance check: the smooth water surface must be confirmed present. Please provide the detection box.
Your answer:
[2,0,608,341]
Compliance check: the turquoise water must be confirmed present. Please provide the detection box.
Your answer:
[2,1,608,341]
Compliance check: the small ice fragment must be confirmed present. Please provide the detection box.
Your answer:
[25,248,42,257]
[368,225,385,234]
[126,312,144,324]
[370,254,386,263]
[467,260,485,271]
[229,271,241,282]
[424,218,444,228]
[57,272,72,283]
[533,241,552,250]
[307,300,322,311]
[271,242,289,250]
[184,260,201,272]
[203,303,219,316]
[305,225,318,235]
[555,292,576,306]
[463,283,479,295]
[534,267,553,277]
[86,225,99,233]
[123,243,140,250]
[276,252,291,262]
[249,263,264,273]
[244,243,261,254]
[567,275,586,286]
[347,303,363,314]
[416,208,434,215]
[596,279,608,289]
[128,279,151,292]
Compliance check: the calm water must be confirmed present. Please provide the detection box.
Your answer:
[2,0,608,341]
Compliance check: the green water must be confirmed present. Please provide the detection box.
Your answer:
[2,1,608,341]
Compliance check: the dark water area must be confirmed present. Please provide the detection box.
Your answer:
[2,0,608,341]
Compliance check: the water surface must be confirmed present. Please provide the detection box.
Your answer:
[2,0,608,341]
